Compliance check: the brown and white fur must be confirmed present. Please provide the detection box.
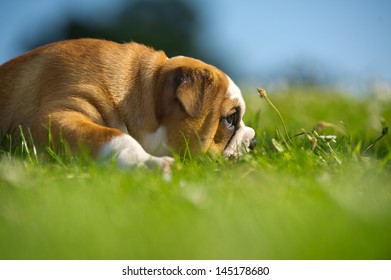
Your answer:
[0,39,255,169]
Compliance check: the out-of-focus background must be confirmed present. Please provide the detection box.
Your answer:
[1,0,390,93]
[1,1,391,262]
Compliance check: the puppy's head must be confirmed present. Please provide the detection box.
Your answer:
[155,56,255,158]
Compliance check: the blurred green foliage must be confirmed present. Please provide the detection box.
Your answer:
[1,87,390,259]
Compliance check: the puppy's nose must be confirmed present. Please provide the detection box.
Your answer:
[249,137,257,150]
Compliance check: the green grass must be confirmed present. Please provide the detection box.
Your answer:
[1,87,391,259]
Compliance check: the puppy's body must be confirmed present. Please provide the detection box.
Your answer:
[0,39,255,168]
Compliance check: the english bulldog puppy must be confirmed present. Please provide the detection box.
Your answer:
[0,39,255,169]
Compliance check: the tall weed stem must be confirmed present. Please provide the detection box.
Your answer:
[258,88,291,145]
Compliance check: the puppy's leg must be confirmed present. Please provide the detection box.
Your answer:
[32,111,174,169]
[99,133,174,170]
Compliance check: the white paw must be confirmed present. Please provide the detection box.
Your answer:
[146,156,175,181]
[99,134,175,173]
[146,156,175,170]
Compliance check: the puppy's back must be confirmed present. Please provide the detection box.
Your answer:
[0,39,167,140]
[0,45,49,134]
[0,39,118,135]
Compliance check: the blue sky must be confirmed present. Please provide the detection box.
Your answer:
[1,0,390,90]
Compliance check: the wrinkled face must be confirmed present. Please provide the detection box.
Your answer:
[220,76,256,158]
[154,56,255,158]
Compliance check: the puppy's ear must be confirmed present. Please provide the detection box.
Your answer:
[171,67,212,119]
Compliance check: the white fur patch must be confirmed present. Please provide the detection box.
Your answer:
[223,123,255,158]
[142,126,169,156]
[99,134,174,170]
[226,75,246,117]
[223,76,255,157]
[99,134,151,168]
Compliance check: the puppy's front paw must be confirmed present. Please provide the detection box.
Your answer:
[146,156,175,171]
[99,134,175,175]
[146,156,175,181]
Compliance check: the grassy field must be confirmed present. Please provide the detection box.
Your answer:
[1,86,390,259]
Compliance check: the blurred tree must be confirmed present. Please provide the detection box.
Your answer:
[265,58,335,88]
[26,0,204,60]
[284,60,328,87]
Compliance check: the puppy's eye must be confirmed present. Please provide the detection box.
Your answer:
[222,111,238,130]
